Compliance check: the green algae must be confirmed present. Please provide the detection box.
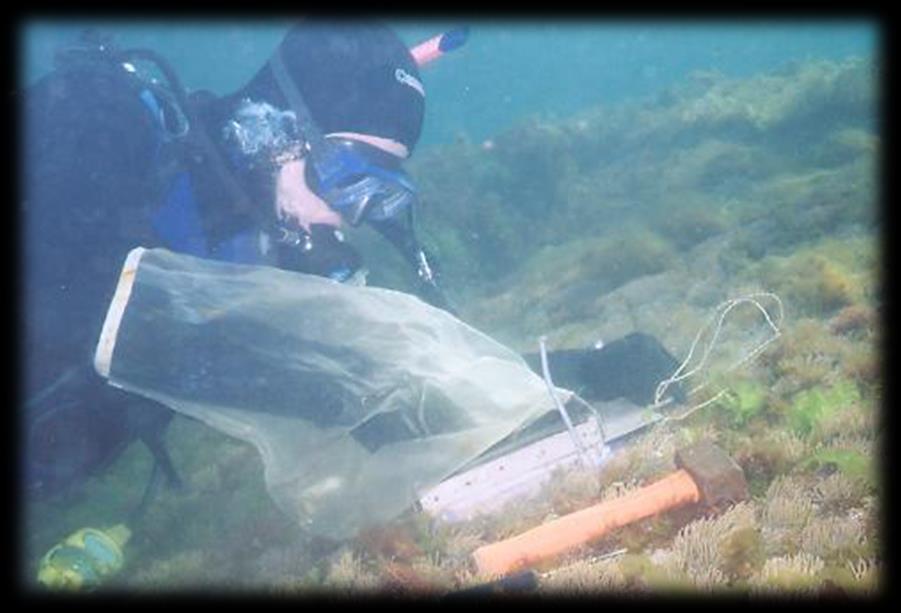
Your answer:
[26,54,881,596]
[804,448,875,491]
[717,380,768,428]
[788,380,860,438]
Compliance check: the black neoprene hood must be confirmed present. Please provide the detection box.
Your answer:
[236,21,426,154]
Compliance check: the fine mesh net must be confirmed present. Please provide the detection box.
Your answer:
[95,248,563,539]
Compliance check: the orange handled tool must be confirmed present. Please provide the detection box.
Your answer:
[472,440,748,578]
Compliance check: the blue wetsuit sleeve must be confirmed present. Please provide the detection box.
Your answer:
[152,172,209,257]
[154,171,270,265]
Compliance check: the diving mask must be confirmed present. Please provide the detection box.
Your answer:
[267,49,417,228]
[305,137,417,227]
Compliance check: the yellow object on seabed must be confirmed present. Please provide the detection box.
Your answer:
[37,524,131,591]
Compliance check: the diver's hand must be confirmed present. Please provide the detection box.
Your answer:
[275,159,342,231]
[273,223,362,282]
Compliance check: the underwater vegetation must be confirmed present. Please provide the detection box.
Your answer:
[389,56,877,298]
[325,55,880,598]
[746,236,878,319]
[788,379,861,438]
[26,54,880,597]
[715,378,768,428]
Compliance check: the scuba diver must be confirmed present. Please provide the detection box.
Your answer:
[24,20,458,590]
[23,21,684,588]
[22,21,448,512]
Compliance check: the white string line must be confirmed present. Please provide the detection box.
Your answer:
[535,292,783,460]
[538,335,595,468]
[653,292,784,422]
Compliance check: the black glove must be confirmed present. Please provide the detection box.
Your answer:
[523,333,686,406]
[272,222,362,282]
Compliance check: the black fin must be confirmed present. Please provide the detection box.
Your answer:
[523,333,686,406]
[127,430,185,524]
[141,430,184,492]
[128,458,163,524]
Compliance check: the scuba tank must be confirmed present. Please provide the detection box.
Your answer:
[51,30,190,148]
[54,30,362,281]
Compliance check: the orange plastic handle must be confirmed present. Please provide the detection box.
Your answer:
[410,34,443,66]
[472,468,701,578]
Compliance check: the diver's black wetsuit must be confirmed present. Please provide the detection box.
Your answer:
[21,37,396,499]
[22,34,685,499]
[21,33,374,499]
[22,47,188,499]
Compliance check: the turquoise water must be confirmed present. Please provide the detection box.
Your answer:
[22,19,881,592]
[20,19,876,148]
